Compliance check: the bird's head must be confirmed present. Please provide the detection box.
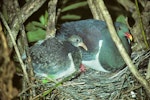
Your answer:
[68,35,88,51]
[115,23,133,43]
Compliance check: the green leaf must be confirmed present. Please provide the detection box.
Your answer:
[26,21,45,31]
[116,15,126,24]
[61,14,81,20]
[39,15,45,25]
[26,22,38,31]
[27,28,46,42]
[42,79,49,84]
[32,21,46,29]
[41,75,57,84]
[61,1,88,12]
[39,11,48,25]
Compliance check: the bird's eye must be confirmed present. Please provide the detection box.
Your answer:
[76,39,80,42]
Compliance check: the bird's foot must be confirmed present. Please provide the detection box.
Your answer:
[80,64,86,72]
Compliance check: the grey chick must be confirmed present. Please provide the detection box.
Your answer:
[29,35,87,80]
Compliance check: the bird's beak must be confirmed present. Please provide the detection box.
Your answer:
[78,42,88,51]
[125,32,133,41]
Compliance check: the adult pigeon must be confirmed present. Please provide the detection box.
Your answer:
[56,19,132,72]
[29,35,87,80]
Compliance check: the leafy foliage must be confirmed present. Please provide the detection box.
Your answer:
[26,1,89,42]
[61,1,88,12]
[60,1,88,20]
[27,28,46,42]
[26,11,48,42]
[61,14,81,20]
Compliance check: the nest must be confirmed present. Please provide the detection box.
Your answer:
[27,50,150,100]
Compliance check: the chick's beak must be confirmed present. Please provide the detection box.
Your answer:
[78,42,88,51]
[125,32,133,41]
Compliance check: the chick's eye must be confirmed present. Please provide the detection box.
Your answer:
[76,39,79,42]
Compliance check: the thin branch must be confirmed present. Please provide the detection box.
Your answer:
[135,0,149,49]
[46,0,58,38]
[87,0,104,20]
[117,0,136,11]
[87,0,99,19]
[20,26,36,97]
[21,26,34,79]
[0,12,30,84]
[95,0,150,94]
[146,59,150,79]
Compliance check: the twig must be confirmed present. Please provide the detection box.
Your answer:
[21,26,35,80]
[87,0,104,20]
[95,0,150,95]
[20,26,36,97]
[32,71,80,99]
[87,0,99,19]
[146,59,150,79]
[32,81,62,100]
[46,0,58,38]
[18,84,37,96]
[0,12,30,84]
[116,0,136,11]
[63,82,85,86]
[123,85,142,94]
[134,0,149,49]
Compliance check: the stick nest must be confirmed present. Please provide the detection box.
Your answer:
[31,50,150,100]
